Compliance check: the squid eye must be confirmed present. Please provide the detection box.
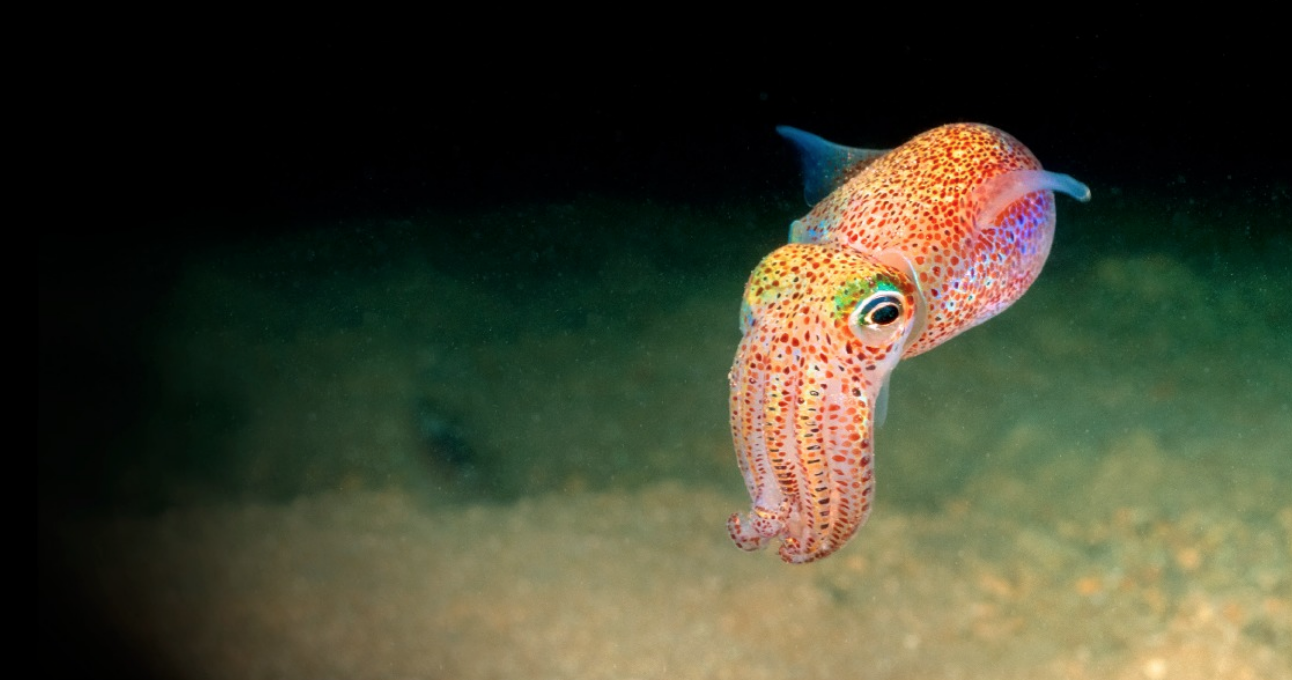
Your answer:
[854,292,903,328]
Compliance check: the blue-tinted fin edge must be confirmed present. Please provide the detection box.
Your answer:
[776,125,888,206]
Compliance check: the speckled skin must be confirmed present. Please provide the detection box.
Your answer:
[728,124,1089,563]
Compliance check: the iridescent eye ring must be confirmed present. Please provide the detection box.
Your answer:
[853,292,903,328]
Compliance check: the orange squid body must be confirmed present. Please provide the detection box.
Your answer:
[728,123,1090,564]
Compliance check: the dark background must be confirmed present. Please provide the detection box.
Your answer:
[63,28,1287,236]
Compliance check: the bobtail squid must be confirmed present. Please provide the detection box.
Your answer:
[727,123,1090,564]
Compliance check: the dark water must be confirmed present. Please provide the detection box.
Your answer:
[39,36,1290,680]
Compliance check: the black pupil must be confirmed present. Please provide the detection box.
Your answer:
[863,296,900,325]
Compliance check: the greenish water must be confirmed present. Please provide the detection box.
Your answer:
[43,185,1291,507]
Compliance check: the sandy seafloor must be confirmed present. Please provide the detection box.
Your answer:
[44,187,1290,679]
